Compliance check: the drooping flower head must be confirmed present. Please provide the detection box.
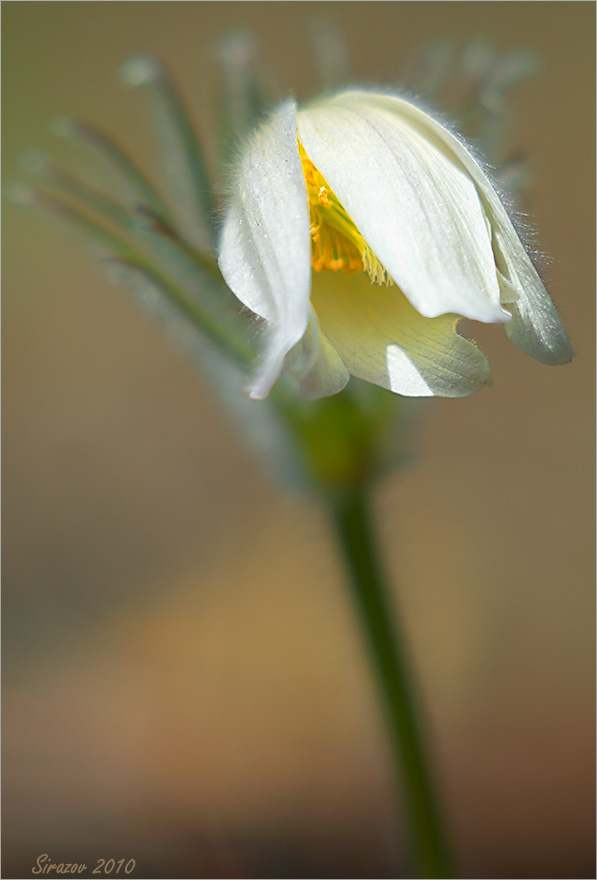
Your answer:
[218,90,572,400]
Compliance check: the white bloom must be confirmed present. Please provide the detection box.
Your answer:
[218,90,572,400]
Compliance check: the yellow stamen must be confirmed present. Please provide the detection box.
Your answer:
[298,141,393,286]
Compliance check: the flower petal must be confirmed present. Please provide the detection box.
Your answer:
[311,271,491,398]
[494,227,573,364]
[339,91,572,364]
[217,101,313,398]
[297,93,508,324]
[285,307,350,400]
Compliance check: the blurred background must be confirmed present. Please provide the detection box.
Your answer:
[3,3,595,878]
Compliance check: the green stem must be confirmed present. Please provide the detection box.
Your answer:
[330,486,454,879]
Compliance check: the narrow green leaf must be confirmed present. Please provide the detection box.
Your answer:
[108,258,252,368]
[23,152,230,311]
[50,115,171,221]
[121,55,216,252]
[129,206,237,313]
[8,180,141,262]
[217,31,270,154]
[10,183,251,368]
[22,149,133,231]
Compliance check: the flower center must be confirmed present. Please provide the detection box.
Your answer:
[298,142,392,286]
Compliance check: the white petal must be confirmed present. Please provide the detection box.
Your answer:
[337,91,571,364]
[217,101,313,398]
[494,228,573,364]
[311,271,490,398]
[285,307,350,400]
[297,93,508,324]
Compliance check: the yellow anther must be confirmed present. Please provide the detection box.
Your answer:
[298,140,392,285]
[318,186,330,207]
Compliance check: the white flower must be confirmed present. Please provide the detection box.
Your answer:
[218,90,572,400]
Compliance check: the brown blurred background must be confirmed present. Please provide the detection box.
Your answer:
[3,3,595,878]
